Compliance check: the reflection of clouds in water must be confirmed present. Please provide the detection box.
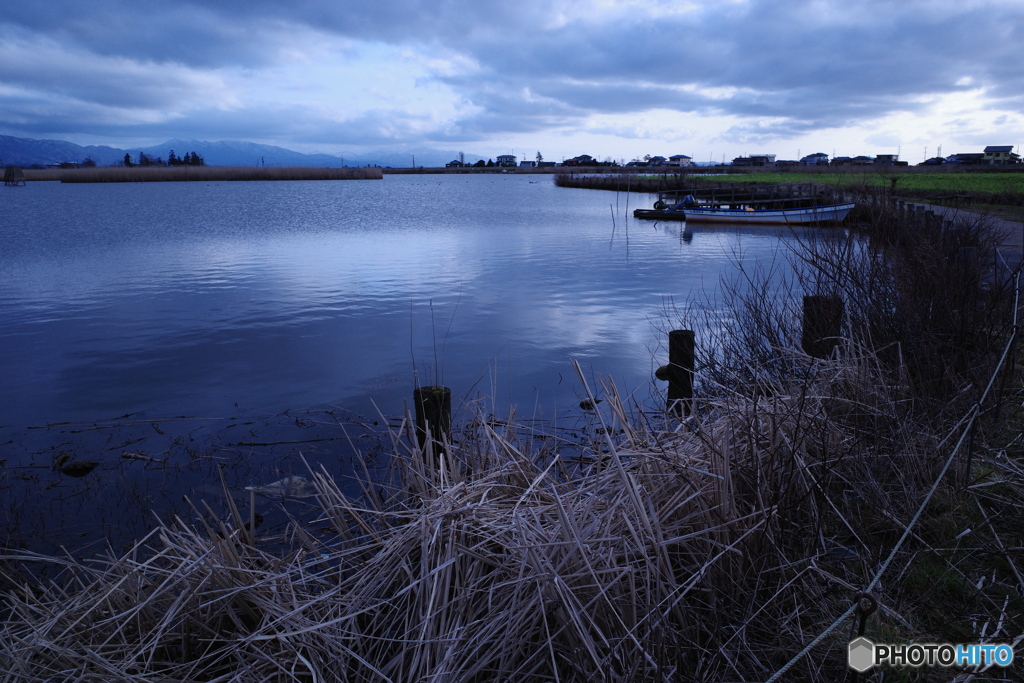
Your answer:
[262,231,484,300]
[0,175,796,427]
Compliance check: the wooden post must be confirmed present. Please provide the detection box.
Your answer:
[667,330,695,416]
[413,386,451,456]
[802,295,844,359]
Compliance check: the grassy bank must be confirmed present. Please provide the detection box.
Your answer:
[713,169,1024,195]
[24,166,384,182]
[557,168,1024,208]
[2,205,1023,680]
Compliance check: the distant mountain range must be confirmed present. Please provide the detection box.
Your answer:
[0,135,482,169]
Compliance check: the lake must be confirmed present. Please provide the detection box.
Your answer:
[0,174,796,552]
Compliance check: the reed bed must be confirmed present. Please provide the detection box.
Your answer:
[2,204,1023,681]
[55,165,383,183]
[0,379,872,681]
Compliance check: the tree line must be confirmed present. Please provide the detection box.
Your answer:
[122,150,205,167]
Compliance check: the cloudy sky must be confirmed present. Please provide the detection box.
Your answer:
[2,0,1022,163]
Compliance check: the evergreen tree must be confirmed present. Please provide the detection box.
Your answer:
[168,150,179,166]
[123,153,133,167]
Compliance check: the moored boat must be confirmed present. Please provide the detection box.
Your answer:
[632,187,857,224]
[676,202,855,225]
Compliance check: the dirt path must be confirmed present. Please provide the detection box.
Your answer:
[907,202,1024,267]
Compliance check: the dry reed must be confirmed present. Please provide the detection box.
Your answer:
[0,383,852,680]
[54,166,383,183]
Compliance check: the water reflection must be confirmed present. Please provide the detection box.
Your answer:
[0,174,803,551]
[1,176,789,426]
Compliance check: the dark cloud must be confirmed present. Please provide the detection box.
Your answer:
[435,0,1024,136]
[1,0,1021,149]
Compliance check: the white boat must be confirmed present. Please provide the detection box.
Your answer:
[680,202,856,225]
[633,191,857,225]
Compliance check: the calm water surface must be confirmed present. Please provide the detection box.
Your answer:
[1,174,793,425]
[0,174,795,551]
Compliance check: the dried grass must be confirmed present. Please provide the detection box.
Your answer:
[1,362,996,681]
[55,166,383,183]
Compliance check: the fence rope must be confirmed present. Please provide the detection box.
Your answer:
[765,265,1020,682]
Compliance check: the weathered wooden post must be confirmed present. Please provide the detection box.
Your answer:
[413,386,451,457]
[665,329,695,416]
[802,295,844,359]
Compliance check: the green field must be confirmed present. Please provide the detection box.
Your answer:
[713,171,1024,195]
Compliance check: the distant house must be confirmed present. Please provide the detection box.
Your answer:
[946,153,985,166]
[800,153,830,166]
[831,156,853,167]
[732,154,776,167]
[874,154,899,166]
[648,156,668,166]
[668,154,693,167]
[445,159,464,168]
[984,146,1020,165]
[776,160,800,168]
[919,157,946,166]
[851,156,874,166]
[563,154,596,167]
[519,160,536,168]
[496,154,517,167]
[537,161,557,168]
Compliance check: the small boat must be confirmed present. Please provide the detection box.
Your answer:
[677,202,856,225]
[633,192,856,225]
